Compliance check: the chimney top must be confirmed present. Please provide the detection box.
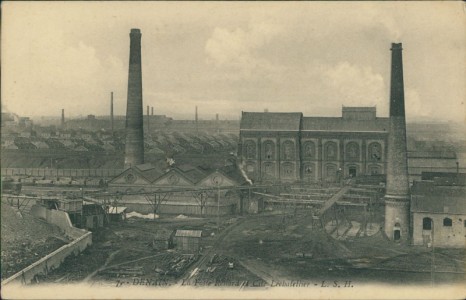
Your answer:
[391,43,403,50]
[131,28,141,34]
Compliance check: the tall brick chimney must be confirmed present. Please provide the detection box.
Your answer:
[384,43,410,242]
[61,109,65,127]
[195,106,198,133]
[124,28,144,168]
[146,105,150,133]
[110,92,114,134]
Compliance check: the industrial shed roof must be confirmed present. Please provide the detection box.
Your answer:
[240,112,302,131]
[302,117,389,132]
[175,230,202,238]
[411,181,466,215]
[407,151,457,159]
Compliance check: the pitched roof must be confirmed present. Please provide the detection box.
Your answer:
[175,230,202,238]
[219,165,249,186]
[240,112,302,131]
[176,165,207,184]
[302,117,389,132]
[407,151,457,159]
[135,164,165,182]
[411,181,466,214]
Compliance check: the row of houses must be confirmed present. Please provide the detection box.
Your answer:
[1,128,238,155]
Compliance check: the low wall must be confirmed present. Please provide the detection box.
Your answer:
[1,205,93,286]
[30,205,87,239]
[1,231,92,286]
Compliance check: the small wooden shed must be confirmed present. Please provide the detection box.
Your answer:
[173,230,202,253]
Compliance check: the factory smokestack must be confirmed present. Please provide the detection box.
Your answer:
[147,105,150,133]
[110,92,114,134]
[61,109,65,127]
[124,28,144,168]
[384,43,410,242]
[151,106,154,116]
[195,106,198,133]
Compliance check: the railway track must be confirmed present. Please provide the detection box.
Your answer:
[177,217,246,285]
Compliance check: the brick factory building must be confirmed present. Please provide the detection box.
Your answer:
[238,106,389,184]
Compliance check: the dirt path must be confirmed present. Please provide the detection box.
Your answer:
[236,259,274,285]
[82,250,120,283]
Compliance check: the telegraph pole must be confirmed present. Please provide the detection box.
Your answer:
[431,219,435,286]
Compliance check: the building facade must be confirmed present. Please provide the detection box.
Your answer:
[238,107,389,184]
[411,180,466,248]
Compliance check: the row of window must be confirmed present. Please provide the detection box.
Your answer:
[422,217,466,229]
[243,140,383,162]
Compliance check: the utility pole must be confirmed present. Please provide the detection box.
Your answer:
[217,185,220,231]
[431,219,435,286]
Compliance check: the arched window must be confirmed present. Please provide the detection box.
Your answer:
[302,141,316,160]
[263,162,274,178]
[243,140,256,160]
[443,218,452,227]
[423,217,432,230]
[263,141,275,160]
[281,163,294,178]
[324,142,338,160]
[368,142,382,161]
[345,142,360,161]
[282,141,295,160]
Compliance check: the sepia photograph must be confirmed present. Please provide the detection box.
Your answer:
[1,1,465,299]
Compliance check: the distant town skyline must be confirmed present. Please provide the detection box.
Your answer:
[3,2,465,122]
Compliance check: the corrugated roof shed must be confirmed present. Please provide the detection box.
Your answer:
[240,112,302,131]
[175,230,202,238]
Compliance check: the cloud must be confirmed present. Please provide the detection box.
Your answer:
[405,88,431,119]
[204,17,284,80]
[4,26,126,117]
[322,62,387,115]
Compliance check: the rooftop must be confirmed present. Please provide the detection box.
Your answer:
[411,181,466,215]
[175,229,202,238]
[240,107,390,133]
[240,112,302,131]
[302,117,389,132]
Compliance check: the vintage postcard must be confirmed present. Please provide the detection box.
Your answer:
[1,1,465,299]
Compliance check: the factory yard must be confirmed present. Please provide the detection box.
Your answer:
[34,207,464,288]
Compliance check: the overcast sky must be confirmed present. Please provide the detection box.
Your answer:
[3,1,465,122]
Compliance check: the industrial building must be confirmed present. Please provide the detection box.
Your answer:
[238,107,389,184]
[411,177,466,248]
[238,43,411,242]
[108,163,246,215]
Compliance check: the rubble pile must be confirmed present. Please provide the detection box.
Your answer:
[1,202,70,278]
